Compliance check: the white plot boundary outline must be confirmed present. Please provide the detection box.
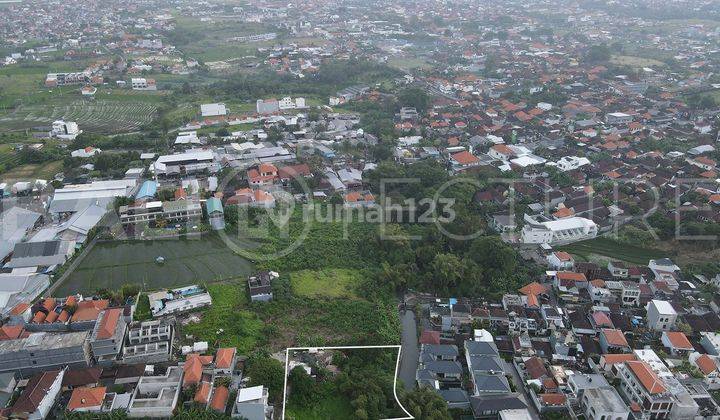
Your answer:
[282,345,414,420]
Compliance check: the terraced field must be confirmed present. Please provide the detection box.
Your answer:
[0,99,158,133]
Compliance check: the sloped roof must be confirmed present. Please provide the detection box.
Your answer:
[518,282,549,296]
[663,331,693,350]
[67,386,106,410]
[696,354,718,375]
[210,386,229,412]
[215,348,236,369]
[12,370,62,415]
[194,381,212,405]
[626,361,666,394]
[96,308,122,340]
[419,330,441,345]
[601,328,629,347]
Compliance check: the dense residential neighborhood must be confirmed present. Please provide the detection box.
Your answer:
[1,0,720,418]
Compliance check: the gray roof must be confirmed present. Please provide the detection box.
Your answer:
[234,404,267,420]
[0,331,88,354]
[472,372,511,393]
[421,360,463,375]
[468,355,504,373]
[421,344,459,358]
[0,207,41,260]
[64,203,106,236]
[465,340,500,357]
[584,387,629,414]
[6,240,74,269]
[470,395,527,414]
[438,389,469,404]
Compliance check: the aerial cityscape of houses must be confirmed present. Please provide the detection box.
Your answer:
[1,0,720,418]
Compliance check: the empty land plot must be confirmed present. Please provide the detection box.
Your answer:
[290,268,363,298]
[56,235,255,295]
[610,55,666,68]
[557,237,666,265]
[0,161,62,183]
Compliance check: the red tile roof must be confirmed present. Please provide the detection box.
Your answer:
[9,302,30,316]
[556,272,587,282]
[12,370,62,415]
[210,386,229,412]
[419,330,441,345]
[194,381,212,405]
[183,355,203,387]
[519,282,549,296]
[602,328,629,348]
[0,325,25,341]
[67,387,106,411]
[539,393,566,405]
[696,354,718,375]
[215,348,236,369]
[601,353,637,366]
[97,308,122,340]
[626,361,666,394]
[663,331,693,350]
[72,300,109,322]
[451,151,480,165]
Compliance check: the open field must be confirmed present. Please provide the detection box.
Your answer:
[290,268,363,298]
[56,235,256,295]
[172,16,277,62]
[557,237,666,265]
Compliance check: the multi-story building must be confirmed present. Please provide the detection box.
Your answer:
[521,215,598,245]
[121,319,174,364]
[118,200,202,225]
[149,285,212,317]
[618,361,673,419]
[248,271,278,302]
[700,332,720,356]
[580,387,630,420]
[232,385,273,419]
[51,120,81,140]
[0,331,91,376]
[131,77,157,91]
[621,282,641,306]
[127,366,182,418]
[90,308,127,365]
[9,369,65,419]
[646,300,677,332]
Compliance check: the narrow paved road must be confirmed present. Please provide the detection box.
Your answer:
[505,361,540,420]
[398,310,419,390]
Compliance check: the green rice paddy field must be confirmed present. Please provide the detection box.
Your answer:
[56,235,255,295]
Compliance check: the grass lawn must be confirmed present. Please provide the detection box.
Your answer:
[557,237,665,265]
[56,235,256,296]
[290,268,363,298]
[286,392,354,420]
